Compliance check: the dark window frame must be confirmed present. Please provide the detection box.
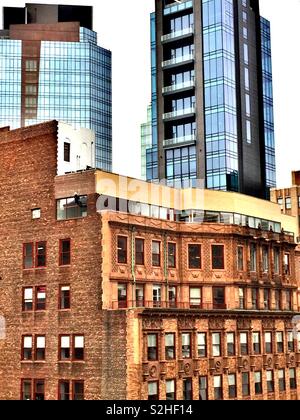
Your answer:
[212,245,225,270]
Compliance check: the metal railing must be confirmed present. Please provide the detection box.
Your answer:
[162,53,194,69]
[163,107,196,121]
[161,26,194,43]
[162,80,195,95]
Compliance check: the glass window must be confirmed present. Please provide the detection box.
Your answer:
[242,372,250,397]
[213,287,225,309]
[253,332,261,354]
[182,333,191,359]
[153,285,161,307]
[22,336,33,360]
[117,236,127,264]
[212,245,224,269]
[148,382,159,401]
[57,196,88,220]
[228,374,236,399]
[135,239,144,265]
[152,241,161,267]
[36,286,46,311]
[198,333,206,358]
[118,284,127,309]
[265,332,272,354]
[237,246,244,271]
[278,369,286,392]
[250,244,257,272]
[214,376,223,400]
[23,243,34,269]
[252,288,259,310]
[59,285,70,310]
[255,371,262,395]
[290,368,297,390]
[23,287,33,311]
[166,379,175,400]
[273,248,280,274]
[190,287,202,308]
[73,336,84,361]
[239,288,245,310]
[59,381,70,401]
[285,197,291,210]
[276,332,284,353]
[267,371,274,393]
[147,334,158,361]
[136,285,144,308]
[64,142,70,162]
[34,380,45,401]
[60,336,71,360]
[262,246,269,273]
[165,333,175,360]
[199,376,208,400]
[240,333,248,355]
[168,243,176,268]
[212,333,221,357]
[59,239,71,266]
[287,331,294,352]
[36,336,46,361]
[73,381,84,400]
[227,333,235,356]
[188,244,201,269]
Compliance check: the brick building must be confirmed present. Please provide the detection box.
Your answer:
[0,121,300,400]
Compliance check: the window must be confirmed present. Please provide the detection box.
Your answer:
[59,239,71,266]
[265,332,272,354]
[286,290,292,311]
[255,371,262,395]
[168,243,176,268]
[153,285,161,307]
[166,380,176,400]
[240,333,248,355]
[148,382,159,400]
[35,286,46,311]
[188,244,201,269]
[277,197,283,208]
[35,242,46,268]
[237,247,244,271]
[189,287,202,308]
[246,120,251,143]
[21,379,32,400]
[252,332,261,354]
[290,368,297,390]
[212,245,224,269]
[284,254,290,276]
[262,246,269,273]
[278,369,286,392]
[287,331,294,352]
[117,236,127,264]
[57,196,88,220]
[275,290,281,311]
[64,142,70,162]
[31,208,41,220]
[276,332,284,353]
[147,334,158,361]
[165,333,175,360]
[199,377,208,400]
[273,248,280,274]
[168,286,177,308]
[135,239,144,265]
[239,288,245,310]
[242,373,250,397]
[136,285,144,308]
[73,336,84,361]
[59,381,70,400]
[59,285,70,310]
[228,374,236,399]
[182,333,191,359]
[33,380,45,401]
[60,336,71,361]
[22,336,33,361]
[212,333,221,357]
[198,333,207,358]
[267,371,274,393]
[214,376,223,400]
[73,381,84,400]
[23,243,34,269]
[23,288,33,311]
[252,288,259,310]
[285,197,291,210]
[152,241,161,267]
[25,84,37,95]
[118,284,127,309]
[35,336,46,361]
[264,289,270,310]
[183,379,192,400]
[213,287,225,309]
[227,333,235,356]
[250,244,257,272]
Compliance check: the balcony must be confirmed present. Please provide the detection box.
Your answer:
[164,0,193,16]
[163,106,196,122]
[111,301,228,310]
[163,134,196,148]
[161,26,194,44]
[162,53,194,70]
[162,79,195,95]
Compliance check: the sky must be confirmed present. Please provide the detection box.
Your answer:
[1,0,300,188]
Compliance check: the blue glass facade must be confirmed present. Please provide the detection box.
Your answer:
[261,17,276,190]
[203,0,239,191]
[0,27,112,171]
[0,40,22,129]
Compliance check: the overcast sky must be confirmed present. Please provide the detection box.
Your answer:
[1,0,300,188]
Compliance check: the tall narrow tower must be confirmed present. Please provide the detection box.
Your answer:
[146,0,275,198]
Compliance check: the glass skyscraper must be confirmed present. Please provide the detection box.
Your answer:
[147,0,276,198]
[141,105,153,180]
[0,4,112,171]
